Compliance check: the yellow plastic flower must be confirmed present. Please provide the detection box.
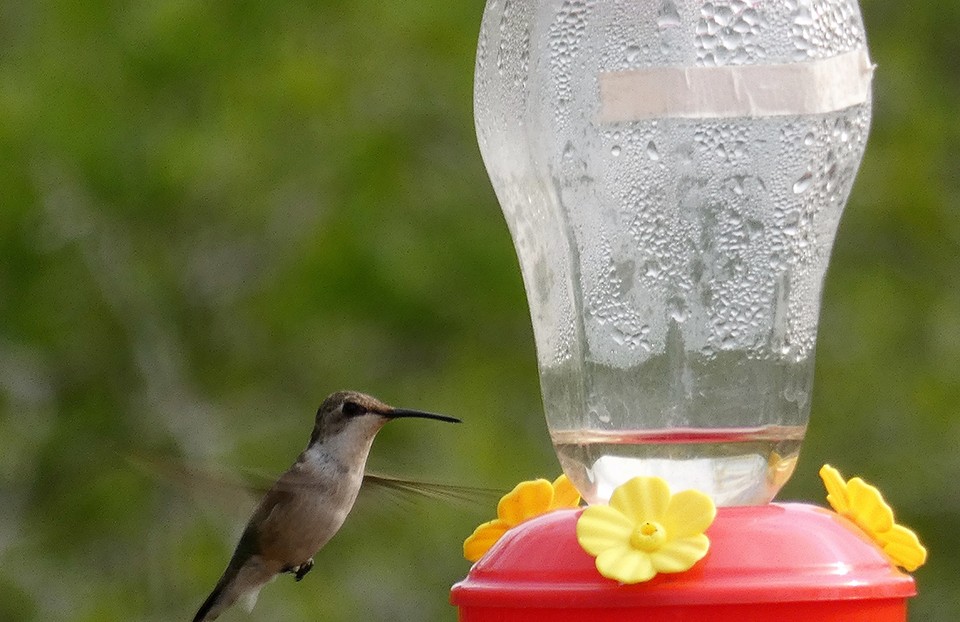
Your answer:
[463,474,581,562]
[819,464,927,572]
[576,476,716,584]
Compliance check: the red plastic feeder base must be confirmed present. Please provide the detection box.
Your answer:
[451,503,915,621]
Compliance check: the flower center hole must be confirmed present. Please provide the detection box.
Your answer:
[630,521,666,552]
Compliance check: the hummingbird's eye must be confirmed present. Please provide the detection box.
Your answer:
[342,401,365,417]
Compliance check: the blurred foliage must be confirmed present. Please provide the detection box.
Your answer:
[0,1,956,620]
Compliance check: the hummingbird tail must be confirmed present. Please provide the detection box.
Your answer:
[192,580,226,622]
[192,558,274,622]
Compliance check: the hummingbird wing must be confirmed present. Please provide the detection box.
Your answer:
[361,471,504,507]
[125,451,502,509]
[122,451,261,512]
[238,466,503,511]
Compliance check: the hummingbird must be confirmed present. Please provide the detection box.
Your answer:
[192,390,460,621]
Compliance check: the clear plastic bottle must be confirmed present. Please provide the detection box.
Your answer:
[475,0,871,505]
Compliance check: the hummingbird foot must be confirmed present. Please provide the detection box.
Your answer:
[295,559,314,581]
[280,557,313,581]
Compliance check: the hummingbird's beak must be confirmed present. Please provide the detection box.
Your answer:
[386,408,461,424]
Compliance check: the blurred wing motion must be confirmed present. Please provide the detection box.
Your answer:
[124,451,502,509]
[361,471,503,506]
[123,451,259,513]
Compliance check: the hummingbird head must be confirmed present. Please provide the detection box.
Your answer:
[308,391,460,449]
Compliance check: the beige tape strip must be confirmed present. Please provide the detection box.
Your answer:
[598,49,873,121]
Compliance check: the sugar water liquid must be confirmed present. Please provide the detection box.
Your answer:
[552,427,803,506]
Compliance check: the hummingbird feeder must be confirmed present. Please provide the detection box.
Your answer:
[453,0,926,619]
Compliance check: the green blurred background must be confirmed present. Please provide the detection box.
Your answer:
[0,1,957,620]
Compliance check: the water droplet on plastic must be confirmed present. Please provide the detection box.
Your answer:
[793,172,813,194]
[646,141,660,161]
[670,304,689,323]
[732,176,745,195]
[611,145,622,157]
[794,8,814,26]
[657,0,682,28]
[700,34,718,51]
[742,7,760,25]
